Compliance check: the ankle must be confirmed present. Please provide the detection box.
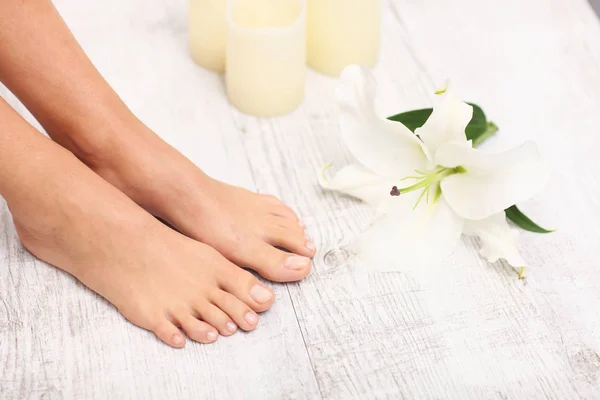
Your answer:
[43,101,140,168]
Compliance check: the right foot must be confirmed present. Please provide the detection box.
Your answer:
[7,145,275,348]
[41,111,315,283]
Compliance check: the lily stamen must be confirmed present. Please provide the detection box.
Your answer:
[389,166,467,209]
[319,66,549,276]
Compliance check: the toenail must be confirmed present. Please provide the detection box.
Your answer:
[250,284,273,304]
[226,322,237,333]
[207,331,218,341]
[305,240,316,252]
[299,221,305,228]
[172,334,184,346]
[245,312,258,325]
[285,255,311,270]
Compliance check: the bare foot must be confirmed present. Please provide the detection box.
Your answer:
[0,0,312,285]
[82,121,315,283]
[7,144,275,348]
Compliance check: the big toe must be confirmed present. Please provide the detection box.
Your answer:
[264,217,316,258]
[237,240,312,283]
[217,264,276,312]
[261,195,300,221]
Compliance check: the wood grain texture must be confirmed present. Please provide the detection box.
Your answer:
[2,0,600,398]
[0,1,319,399]
[234,0,600,398]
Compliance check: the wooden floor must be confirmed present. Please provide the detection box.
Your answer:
[591,0,600,16]
[2,0,600,398]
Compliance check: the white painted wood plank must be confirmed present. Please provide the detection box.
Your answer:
[0,0,319,398]
[233,0,600,398]
[3,0,600,398]
[0,209,318,399]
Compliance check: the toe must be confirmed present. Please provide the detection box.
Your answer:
[261,194,285,206]
[270,205,300,221]
[261,195,300,221]
[264,224,316,258]
[217,266,275,312]
[153,318,186,348]
[238,240,312,283]
[211,289,260,331]
[268,216,305,233]
[194,301,239,336]
[176,312,219,344]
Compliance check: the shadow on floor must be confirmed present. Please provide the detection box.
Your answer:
[591,0,600,16]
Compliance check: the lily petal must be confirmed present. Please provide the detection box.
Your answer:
[337,65,429,178]
[438,141,551,220]
[415,87,472,154]
[464,213,526,267]
[352,196,464,272]
[318,163,396,208]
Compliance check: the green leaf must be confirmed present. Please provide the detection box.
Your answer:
[505,205,554,234]
[472,121,498,147]
[387,108,433,132]
[466,103,488,143]
[387,103,497,146]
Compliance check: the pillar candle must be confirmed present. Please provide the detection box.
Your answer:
[307,0,382,76]
[188,0,227,72]
[226,0,306,117]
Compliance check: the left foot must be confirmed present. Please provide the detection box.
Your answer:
[71,118,315,283]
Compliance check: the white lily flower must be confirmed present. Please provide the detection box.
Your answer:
[320,65,551,272]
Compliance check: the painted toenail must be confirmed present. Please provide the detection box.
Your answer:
[172,334,184,345]
[226,322,237,333]
[207,331,218,341]
[250,284,273,303]
[285,255,311,270]
[305,240,316,252]
[245,312,258,325]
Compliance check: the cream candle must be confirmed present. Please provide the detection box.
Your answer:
[307,0,382,76]
[188,0,227,72]
[226,0,306,117]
